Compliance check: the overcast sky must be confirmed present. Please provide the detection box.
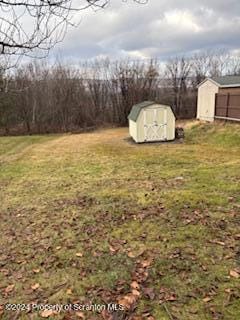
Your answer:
[51,0,240,61]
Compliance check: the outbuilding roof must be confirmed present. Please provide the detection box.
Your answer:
[128,101,174,122]
[128,101,155,122]
[199,75,240,88]
[212,75,240,87]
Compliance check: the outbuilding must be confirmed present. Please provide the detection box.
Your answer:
[128,101,176,143]
[197,76,240,122]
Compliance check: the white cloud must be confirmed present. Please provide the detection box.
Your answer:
[164,10,202,32]
[51,0,240,61]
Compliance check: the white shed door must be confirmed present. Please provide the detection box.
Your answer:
[143,108,167,141]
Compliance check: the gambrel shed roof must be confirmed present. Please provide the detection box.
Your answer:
[128,101,155,122]
[128,101,175,122]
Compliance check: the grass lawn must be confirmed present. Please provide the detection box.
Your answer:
[0,122,240,320]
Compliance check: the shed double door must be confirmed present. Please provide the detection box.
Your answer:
[143,107,167,141]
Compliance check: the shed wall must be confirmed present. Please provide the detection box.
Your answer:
[129,119,137,141]
[136,104,175,143]
[215,93,240,120]
[219,87,240,94]
[197,80,219,122]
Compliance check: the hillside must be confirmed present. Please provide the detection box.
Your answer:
[0,122,240,320]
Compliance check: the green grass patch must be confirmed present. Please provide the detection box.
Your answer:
[0,123,240,319]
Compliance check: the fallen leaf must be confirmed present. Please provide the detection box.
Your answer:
[76,311,85,319]
[118,299,129,309]
[33,269,40,274]
[175,176,184,181]
[131,281,140,290]
[76,252,83,257]
[210,240,225,246]
[109,246,117,253]
[0,269,9,276]
[132,289,141,297]
[166,294,177,302]
[127,248,145,258]
[40,309,55,318]
[118,293,137,309]
[127,252,136,258]
[230,270,240,279]
[225,254,234,260]
[66,288,72,295]
[56,246,61,250]
[203,297,212,303]
[5,284,15,293]
[141,259,152,268]
[201,265,208,271]
[225,288,232,294]
[215,241,225,246]
[31,283,40,290]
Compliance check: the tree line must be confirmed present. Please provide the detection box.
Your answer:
[0,50,240,135]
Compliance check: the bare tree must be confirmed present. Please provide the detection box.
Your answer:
[165,56,192,117]
[192,52,212,86]
[0,0,147,58]
[208,50,230,77]
[109,59,160,124]
[4,50,240,135]
[226,54,240,75]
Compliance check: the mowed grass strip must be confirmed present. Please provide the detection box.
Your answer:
[0,122,239,320]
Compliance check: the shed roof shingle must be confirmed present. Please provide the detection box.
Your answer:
[128,101,155,121]
[128,101,175,122]
[212,75,240,87]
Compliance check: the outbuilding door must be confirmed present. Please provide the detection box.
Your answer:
[143,107,167,141]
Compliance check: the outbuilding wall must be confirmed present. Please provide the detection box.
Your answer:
[129,119,137,142]
[215,93,240,121]
[219,87,240,95]
[136,104,175,143]
[197,80,219,122]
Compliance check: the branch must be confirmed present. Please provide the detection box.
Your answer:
[0,0,148,59]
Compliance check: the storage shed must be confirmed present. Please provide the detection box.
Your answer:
[128,101,176,143]
[197,76,240,122]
